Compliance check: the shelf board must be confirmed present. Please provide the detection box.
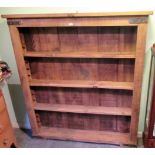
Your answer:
[24,51,136,59]
[29,79,134,90]
[34,103,132,116]
[35,127,134,145]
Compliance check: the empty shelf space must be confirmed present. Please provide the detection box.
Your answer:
[24,51,136,59]
[19,27,137,54]
[29,79,134,90]
[34,103,132,116]
[35,127,133,145]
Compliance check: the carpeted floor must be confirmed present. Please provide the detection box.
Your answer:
[14,128,143,148]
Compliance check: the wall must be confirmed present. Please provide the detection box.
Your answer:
[0,4,155,135]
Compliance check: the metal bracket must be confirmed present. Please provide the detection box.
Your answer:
[7,20,22,25]
[129,17,148,24]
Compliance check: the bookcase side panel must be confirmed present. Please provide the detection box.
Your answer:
[8,26,39,134]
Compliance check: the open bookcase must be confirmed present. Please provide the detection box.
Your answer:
[3,12,152,145]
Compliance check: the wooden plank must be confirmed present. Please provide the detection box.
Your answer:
[2,11,153,19]
[35,127,134,145]
[77,27,98,52]
[21,26,137,53]
[31,87,132,107]
[98,34,119,131]
[7,17,139,27]
[27,58,135,82]
[130,24,148,143]
[24,51,136,58]
[96,81,133,90]
[8,26,39,134]
[98,27,137,52]
[30,79,93,88]
[34,103,132,116]
[116,60,132,133]
[58,27,78,52]
[29,79,134,90]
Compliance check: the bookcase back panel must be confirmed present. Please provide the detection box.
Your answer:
[26,58,135,82]
[31,87,132,108]
[35,111,131,133]
[19,26,137,52]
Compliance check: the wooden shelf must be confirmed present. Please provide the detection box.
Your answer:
[29,79,134,90]
[34,103,132,116]
[35,127,133,145]
[24,51,136,59]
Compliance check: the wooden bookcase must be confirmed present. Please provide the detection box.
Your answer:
[2,11,152,145]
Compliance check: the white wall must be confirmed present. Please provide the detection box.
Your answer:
[0,2,155,135]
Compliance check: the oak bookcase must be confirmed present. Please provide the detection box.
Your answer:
[2,11,152,145]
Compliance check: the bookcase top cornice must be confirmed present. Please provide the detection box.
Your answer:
[2,11,153,19]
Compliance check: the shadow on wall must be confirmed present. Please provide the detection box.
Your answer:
[8,84,31,129]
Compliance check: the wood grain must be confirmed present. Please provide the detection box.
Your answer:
[20,27,137,53]
[130,24,148,143]
[2,11,153,18]
[34,103,132,116]
[35,111,131,132]
[9,26,39,134]
[24,51,136,58]
[31,87,132,108]
[35,127,134,145]
[29,79,134,90]
[26,58,135,82]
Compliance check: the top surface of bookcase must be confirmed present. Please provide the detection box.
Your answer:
[2,11,153,19]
